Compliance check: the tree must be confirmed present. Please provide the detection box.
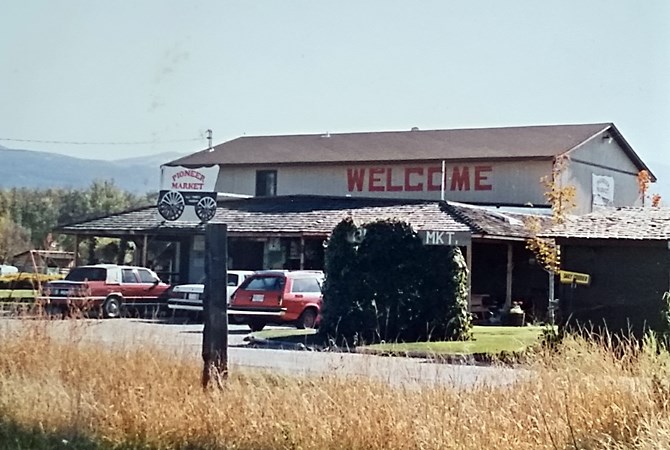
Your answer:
[0,216,31,263]
[0,181,151,252]
[525,155,576,324]
[526,155,576,272]
[320,218,472,346]
[638,170,663,207]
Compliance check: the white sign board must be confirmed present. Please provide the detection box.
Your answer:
[417,230,471,246]
[592,174,614,209]
[157,165,220,222]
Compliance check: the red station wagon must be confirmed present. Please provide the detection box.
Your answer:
[38,264,171,318]
[228,270,324,331]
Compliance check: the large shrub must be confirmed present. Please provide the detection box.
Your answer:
[320,218,472,346]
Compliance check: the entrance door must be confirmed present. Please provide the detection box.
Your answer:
[229,240,265,270]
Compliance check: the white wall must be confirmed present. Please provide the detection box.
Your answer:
[566,133,642,214]
[216,160,552,206]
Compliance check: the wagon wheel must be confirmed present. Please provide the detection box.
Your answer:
[195,196,217,222]
[158,191,185,221]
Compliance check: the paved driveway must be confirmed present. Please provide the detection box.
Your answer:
[0,317,526,389]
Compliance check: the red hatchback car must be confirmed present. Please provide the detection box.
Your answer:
[228,270,324,331]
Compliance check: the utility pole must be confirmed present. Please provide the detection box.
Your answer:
[201,223,228,388]
[206,129,213,151]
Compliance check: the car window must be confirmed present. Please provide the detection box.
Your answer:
[241,276,285,291]
[138,269,157,283]
[65,267,106,282]
[227,273,239,287]
[122,269,138,283]
[291,277,322,293]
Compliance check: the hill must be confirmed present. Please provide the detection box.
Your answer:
[0,146,185,193]
[0,146,668,202]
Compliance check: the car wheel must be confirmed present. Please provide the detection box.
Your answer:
[229,314,244,324]
[297,308,318,329]
[102,296,122,319]
[44,304,64,319]
[248,320,266,332]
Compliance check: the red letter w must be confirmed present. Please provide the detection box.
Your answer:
[347,168,366,192]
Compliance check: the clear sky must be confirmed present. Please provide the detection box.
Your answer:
[1,1,668,173]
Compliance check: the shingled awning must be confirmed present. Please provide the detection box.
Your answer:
[56,195,541,241]
[541,207,670,241]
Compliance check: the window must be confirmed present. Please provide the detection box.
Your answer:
[241,276,285,292]
[291,277,322,293]
[255,170,277,196]
[227,273,239,287]
[122,269,138,283]
[66,267,106,282]
[138,269,157,283]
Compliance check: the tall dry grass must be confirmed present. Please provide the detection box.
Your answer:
[2,321,670,450]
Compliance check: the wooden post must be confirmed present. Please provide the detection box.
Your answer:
[73,235,79,266]
[202,224,228,388]
[466,243,473,311]
[142,235,148,267]
[299,237,305,270]
[505,243,514,310]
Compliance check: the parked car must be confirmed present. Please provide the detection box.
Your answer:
[228,270,324,331]
[37,264,171,318]
[167,270,255,316]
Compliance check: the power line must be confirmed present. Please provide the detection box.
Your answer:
[0,136,204,146]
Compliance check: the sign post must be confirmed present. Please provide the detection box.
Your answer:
[156,164,226,388]
[202,223,228,388]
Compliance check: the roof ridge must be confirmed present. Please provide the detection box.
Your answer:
[440,202,485,234]
[230,123,613,141]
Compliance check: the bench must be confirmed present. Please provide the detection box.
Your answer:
[469,294,490,320]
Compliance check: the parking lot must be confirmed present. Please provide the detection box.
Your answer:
[0,317,526,389]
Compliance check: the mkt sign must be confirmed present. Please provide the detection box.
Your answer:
[157,165,220,222]
[417,230,472,246]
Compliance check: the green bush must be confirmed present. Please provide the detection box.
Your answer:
[320,218,472,346]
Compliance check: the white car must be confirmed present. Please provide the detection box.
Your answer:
[168,270,255,314]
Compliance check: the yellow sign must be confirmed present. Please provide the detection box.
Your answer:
[559,270,591,286]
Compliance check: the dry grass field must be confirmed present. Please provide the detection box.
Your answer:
[2,320,670,449]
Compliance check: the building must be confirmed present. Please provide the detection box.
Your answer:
[543,207,670,335]
[57,195,551,318]
[55,123,657,321]
[168,123,654,215]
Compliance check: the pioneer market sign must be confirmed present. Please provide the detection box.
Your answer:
[157,165,220,222]
[417,230,471,246]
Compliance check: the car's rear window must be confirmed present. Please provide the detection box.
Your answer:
[240,276,285,292]
[66,267,107,282]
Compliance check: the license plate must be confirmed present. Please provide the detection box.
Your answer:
[252,294,264,302]
[188,293,200,300]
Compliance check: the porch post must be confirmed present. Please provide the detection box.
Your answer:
[142,235,148,267]
[73,234,79,266]
[505,243,514,310]
[299,237,305,270]
[466,243,473,310]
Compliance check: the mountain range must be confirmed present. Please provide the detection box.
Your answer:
[0,145,668,203]
[0,145,184,193]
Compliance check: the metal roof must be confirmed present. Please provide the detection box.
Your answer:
[166,123,649,170]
